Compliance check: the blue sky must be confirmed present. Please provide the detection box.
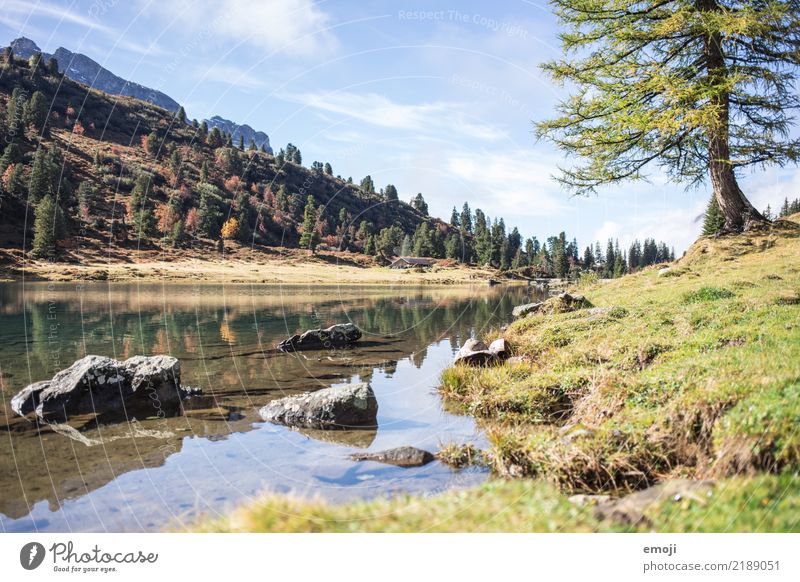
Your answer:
[2,0,799,253]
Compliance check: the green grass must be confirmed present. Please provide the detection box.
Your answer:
[194,474,800,532]
[192,219,800,532]
[439,221,800,493]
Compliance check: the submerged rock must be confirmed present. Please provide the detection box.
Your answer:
[277,323,362,352]
[259,382,378,430]
[350,446,435,467]
[11,355,196,423]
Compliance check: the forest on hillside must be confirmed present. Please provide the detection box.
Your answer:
[0,47,680,279]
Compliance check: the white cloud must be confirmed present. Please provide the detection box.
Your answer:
[145,0,336,57]
[742,167,800,212]
[195,63,267,90]
[442,149,566,218]
[591,201,706,255]
[281,90,507,141]
[0,0,113,33]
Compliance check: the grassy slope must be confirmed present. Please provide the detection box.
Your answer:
[196,475,799,532]
[194,218,800,532]
[442,218,800,492]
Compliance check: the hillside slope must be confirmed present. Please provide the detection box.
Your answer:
[0,52,439,272]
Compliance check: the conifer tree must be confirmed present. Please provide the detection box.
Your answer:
[31,194,65,258]
[299,194,319,252]
[702,193,726,235]
[460,202,473,233]
[25,91,48,133]
[384,184,399,202]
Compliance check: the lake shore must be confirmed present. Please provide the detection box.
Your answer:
[0,244,503,285]
[194,217,800,532]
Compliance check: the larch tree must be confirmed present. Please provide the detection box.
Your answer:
[537,1,800,232]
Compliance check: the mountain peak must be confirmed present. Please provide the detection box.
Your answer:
[205,116,272,153]
[4,36,272,153]
[9,37,42,58]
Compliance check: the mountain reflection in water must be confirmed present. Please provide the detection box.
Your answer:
[0,282,538,532]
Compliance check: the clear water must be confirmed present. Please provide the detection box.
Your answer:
[0,281,536,532]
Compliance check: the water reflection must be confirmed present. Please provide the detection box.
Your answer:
[0,282,537,531]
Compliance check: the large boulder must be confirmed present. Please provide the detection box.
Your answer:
[277,323,362,352]
[351,446,435,467]
[11,355,195,423]
[259,382,378,429]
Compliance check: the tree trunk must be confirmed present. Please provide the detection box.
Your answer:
[700,0,764,232]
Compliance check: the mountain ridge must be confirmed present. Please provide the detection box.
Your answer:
[6,37,271,153]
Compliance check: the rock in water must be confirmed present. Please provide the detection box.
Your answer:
[351,446,435,467]
[259,383,378,429]
[11,354,194,423]
[10,381,50,416]
[277,323,362,352]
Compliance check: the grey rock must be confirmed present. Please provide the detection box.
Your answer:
[10,381,50,416]
[11,355,194,423]
[593,480,715,525]
[488,338,509,358]
[453,337,510,366]
[512,292,592,319]
[586,307,612,318]
[351,446,435,467]
[512,301,545,318]
[277,323,362,352]
[259,383,378,429]
[453,338,496,366]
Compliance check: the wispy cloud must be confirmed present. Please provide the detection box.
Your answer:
[0,0,113,33]
[143,0,336,57]
[194,63,268,90]
[281,90,508,141]
[443,149,566,218]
